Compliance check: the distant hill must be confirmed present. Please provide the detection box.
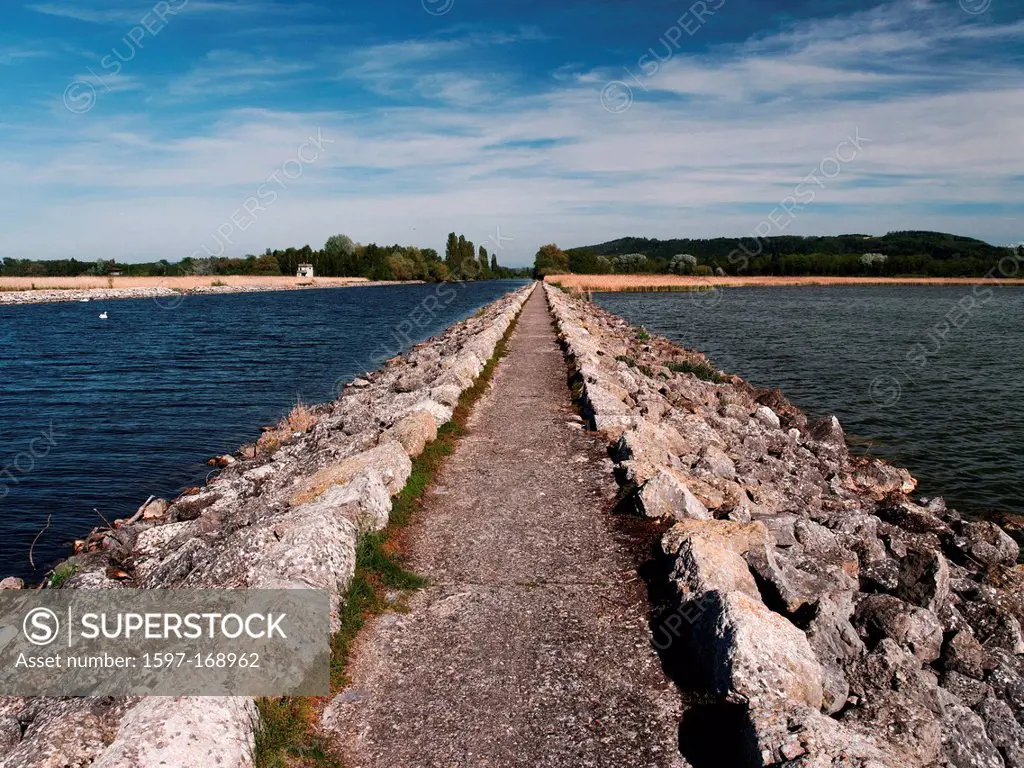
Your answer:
[562,231,1016,278]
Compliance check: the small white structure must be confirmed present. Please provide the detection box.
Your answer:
[297,263,315,278]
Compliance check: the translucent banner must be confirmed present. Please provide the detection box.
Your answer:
[0,589,330,696]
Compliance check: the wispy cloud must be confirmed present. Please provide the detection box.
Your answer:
[3,0,1023,263]
[25,2,140,24]
[341,30,545,105]
[27,0,299,24]
[0,47,49,65]
[166,50,316,99]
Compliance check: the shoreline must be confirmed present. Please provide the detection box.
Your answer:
[545,273,1024,292]
[0,276,422,306]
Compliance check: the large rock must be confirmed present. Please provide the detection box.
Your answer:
[405,398,454,427]
[695,444,737,481]
[938,694,1004,768]
[747,547,857,617]
[896,546,950,613]
[852,461,916,499]
[613,421,690,470]
[952,521,1020,567]
[805,593,864,715]
[695,590,825,711]
[292,440,412,504]
[987,650,1024,724]
[668,534,761,604]
[877,498,952,537]
[960,598,1024,655]
[753,405,781,431]
[854,595,943,662]
[841,689,943,766]
[386,410,438,457]
[743,703,892,768]
[943,670,993,707]
[637,470,710,521]
[91,697,256,768]
[0,697,138,768]
[663,518,771,559]
[977,696,1024,768]
[0,717,19,753]
[807,415,845,446]
[942,629,986,680]
[581,383,633,432]
[430,384,463,407]
[328,472,392,534]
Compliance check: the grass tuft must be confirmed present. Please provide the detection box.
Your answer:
[47,563,77,589]
[257,399,316,456]
[252,698,341,768]
[667,360,723,383]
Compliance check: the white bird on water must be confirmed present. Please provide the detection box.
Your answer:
[98,312,108,319]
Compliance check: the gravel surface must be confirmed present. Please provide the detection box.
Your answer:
[324,287,686,767]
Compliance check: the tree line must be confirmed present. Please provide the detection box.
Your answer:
[1,233,529,282]
[533,231,1022,278]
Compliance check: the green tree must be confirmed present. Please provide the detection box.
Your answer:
[444,233,459,270]
[478,245,490,278]
[533,244,569,277]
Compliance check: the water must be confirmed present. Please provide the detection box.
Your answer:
[0,281,527,581]
[595,286,1024,520]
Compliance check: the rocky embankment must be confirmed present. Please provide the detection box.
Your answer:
[0,284,533,767]
[544,284,1024,768]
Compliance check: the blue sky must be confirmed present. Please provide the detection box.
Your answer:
[1,0,1021,266]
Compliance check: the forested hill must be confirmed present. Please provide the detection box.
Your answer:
[563,231,1018,277]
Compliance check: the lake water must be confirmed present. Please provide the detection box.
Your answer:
[595,286,1024,521]
[0,281,527,581]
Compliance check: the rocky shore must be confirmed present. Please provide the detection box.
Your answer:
[544,283,1023,768]
[0,284,532,767]
[0,279,415,306]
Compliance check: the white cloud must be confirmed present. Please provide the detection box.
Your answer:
[165,50,316,99]
[26,0,298,24]
[0,47,50,65]
[4,0,1023,264]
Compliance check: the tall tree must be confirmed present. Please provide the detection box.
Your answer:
[445,232,459,270]
[479,245,490,278]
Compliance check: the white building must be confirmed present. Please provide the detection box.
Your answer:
[297,263,314,278]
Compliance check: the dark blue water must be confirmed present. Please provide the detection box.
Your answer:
[0,281,526,581]
[596,286,1024,519]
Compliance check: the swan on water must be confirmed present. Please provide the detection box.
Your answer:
[99,312,108,319]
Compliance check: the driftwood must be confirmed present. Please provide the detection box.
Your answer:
[28,513,51,570]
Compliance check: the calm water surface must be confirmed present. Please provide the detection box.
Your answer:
[0,281,526,580]
[596,286,1024,519]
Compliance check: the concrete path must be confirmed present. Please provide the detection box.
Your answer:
[324,287,685,767]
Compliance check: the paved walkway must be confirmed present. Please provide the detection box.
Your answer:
[323,287,685,767]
